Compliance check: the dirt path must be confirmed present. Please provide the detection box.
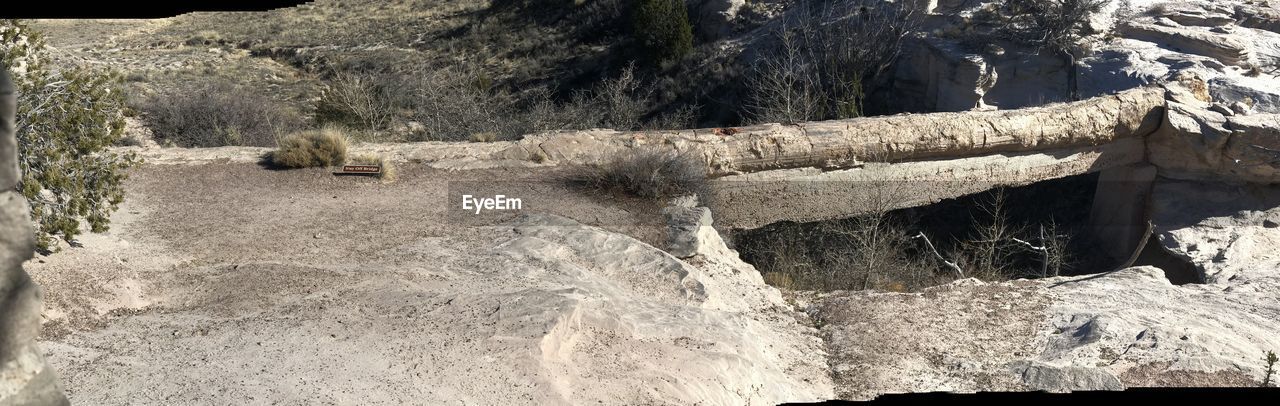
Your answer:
[27,161,764,404]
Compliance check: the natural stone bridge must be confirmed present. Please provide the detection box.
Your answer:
[471,82,1270,265]
[496,87,1169,260]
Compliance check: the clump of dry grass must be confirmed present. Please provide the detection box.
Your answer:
[348,153,397,182]
[270,127,349,168]
[469,132,498,143]
[569,147,706,200]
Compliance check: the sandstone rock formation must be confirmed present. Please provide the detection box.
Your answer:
[0,68,69,405]
[893,0,1280,115]
[1149,72,1280,183]
[7,1,1280,403]
[812,260,1277,399]
[1118,23,1250,67]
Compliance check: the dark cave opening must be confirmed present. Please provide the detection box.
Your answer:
[1130,234,1205,285]
[731,171,1202,291]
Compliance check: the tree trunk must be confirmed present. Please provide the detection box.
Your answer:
[501,87,1166,177]
[1063,49,1080,102]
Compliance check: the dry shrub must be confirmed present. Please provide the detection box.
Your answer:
[570,147,707,200]
[746,0,923,123]
[270,128,349,168]
[140,81,304,147]
[469,132,498,143]
[406,65,690,141]
[315,71,398,130]
[762,272,797,290]
[738,214,948,293]
[348,153,397,181]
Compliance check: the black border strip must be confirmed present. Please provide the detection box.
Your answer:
[785,387,1279,404]
[2,1,310,18]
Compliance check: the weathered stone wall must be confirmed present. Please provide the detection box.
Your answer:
[0,67,69,405]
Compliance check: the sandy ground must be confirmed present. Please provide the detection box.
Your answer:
[32,163,665,338]
[26,161,833,405]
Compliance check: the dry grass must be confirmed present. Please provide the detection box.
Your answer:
[348,153,397,182]
[270,127,349,168]
[469,132,498,143]
[569,147,707,200]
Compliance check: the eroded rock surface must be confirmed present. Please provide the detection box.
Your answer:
[813,263,1277,399]
[30,161,833,405]
[0,68,69,405]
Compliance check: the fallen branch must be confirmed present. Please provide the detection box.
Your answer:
[1013,225,1050,277]
[913,232,964,279]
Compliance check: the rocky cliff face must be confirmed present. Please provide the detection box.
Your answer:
[0,69,69,405]
[808,184,1280,398]
[893,0,1280,114]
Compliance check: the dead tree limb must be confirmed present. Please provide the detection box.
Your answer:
[913,232,964,279]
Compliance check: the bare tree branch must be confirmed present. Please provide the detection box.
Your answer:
[913,232,965,279]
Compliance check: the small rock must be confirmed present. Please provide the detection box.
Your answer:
[1013,361,1125,392]
[668,195,699,208]
[1263,219,1279,228]
[1231,102,1251,115]
[1209,103,1234,116]
[662,206,714,258]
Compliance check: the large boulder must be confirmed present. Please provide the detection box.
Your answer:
[1118,22,1250,67]
[1210,76,1280,114]
[1149,102,1280,183]
[0,68,69,405]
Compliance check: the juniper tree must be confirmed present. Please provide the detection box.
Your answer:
[632,0,693,65]
[2,20,137,252]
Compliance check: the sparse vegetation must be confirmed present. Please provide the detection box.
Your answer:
[269,127,349,168]
[631,0,694,65]
[737,184,1084,292]
[184,30,225,47]
[139,80,305,147]
[1264,350,1277,387]
[348,153,396,181]
[3,19,139,253]
[315,71,398,130]
[746,0,923,123]
[990,0,1108,101]
[404,64,689,141]
[739,214,947,292]
[569,147,706,200]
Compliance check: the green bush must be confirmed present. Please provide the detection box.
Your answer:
[632,0,693,64]
[269,127,349,168]
[3,20,139,252]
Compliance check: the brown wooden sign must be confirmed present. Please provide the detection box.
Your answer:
[336,164,382,175]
